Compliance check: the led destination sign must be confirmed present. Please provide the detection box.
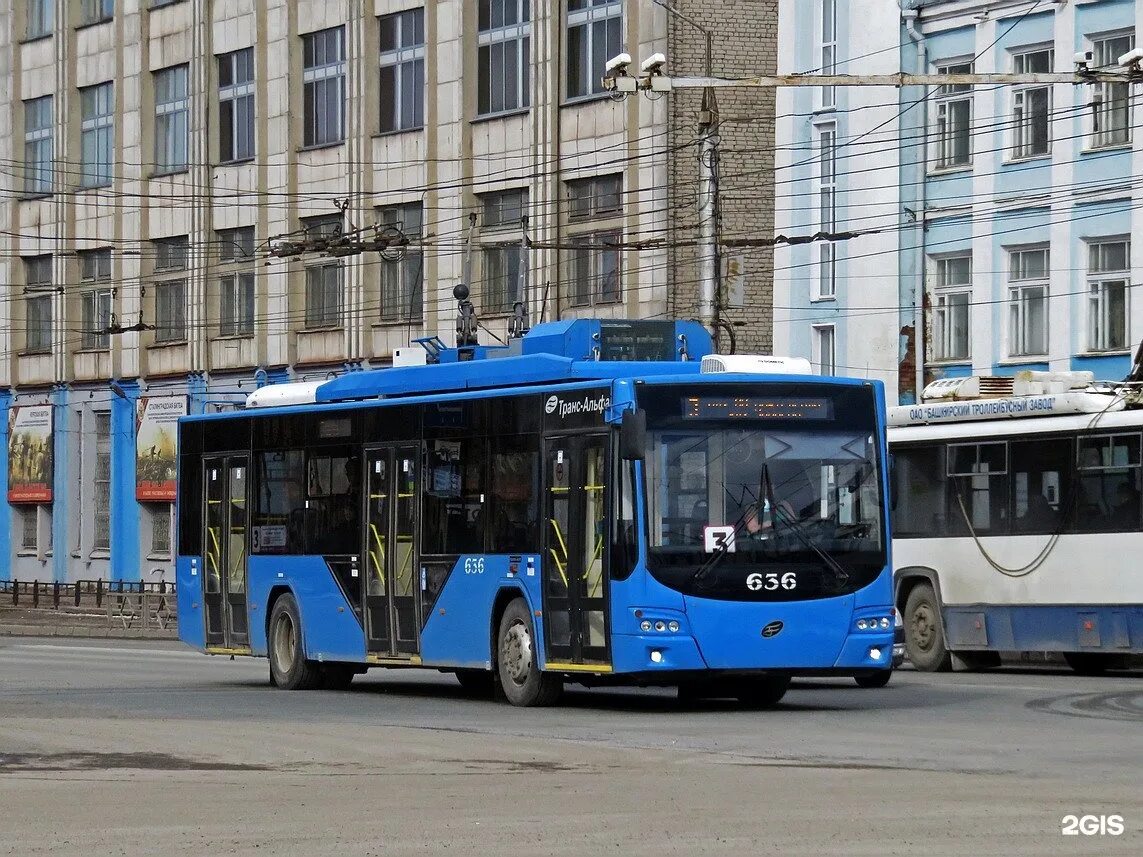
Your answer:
[683,397,834,421]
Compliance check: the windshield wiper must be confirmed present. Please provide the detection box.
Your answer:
[761,464,850,590]
[690,502,755,588]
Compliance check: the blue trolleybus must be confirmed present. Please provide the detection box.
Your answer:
[175,319,893,706]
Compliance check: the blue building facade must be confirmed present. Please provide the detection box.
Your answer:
[776,0,1143,404]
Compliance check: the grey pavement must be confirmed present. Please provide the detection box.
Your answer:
[0,636,1139,856]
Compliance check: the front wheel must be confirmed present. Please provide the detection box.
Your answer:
[855,670,892,688]
[903,583,952,672]
[455,668,495,697]
[268,593,324,690]
[734,676,791,708]
[496,599,562,707]
[1063,652,1116,676]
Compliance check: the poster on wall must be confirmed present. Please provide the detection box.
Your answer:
[136,396,187,501]
[8,405,54,504]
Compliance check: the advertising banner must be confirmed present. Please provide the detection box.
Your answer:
[8,405,54,503]
[136,396,187,501]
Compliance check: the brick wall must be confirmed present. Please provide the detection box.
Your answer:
[667,0,778,354]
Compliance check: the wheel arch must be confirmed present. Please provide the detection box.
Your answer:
[489,584,534,669]
[894,566,945,618]
[264,584,296,647]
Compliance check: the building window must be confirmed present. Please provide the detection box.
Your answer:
[1011,48,1053,159]
[480,189,528,313]
[94,412,111,552]
[1092,34,1134,148]
[27,0,53,38]
[302,27,346,147]
[80,0,113,26]
[150,504,173,557]
[816,122,836,299]
[934,61,972,168]
[218,48,255,163]
[23,96,53,196]
[566,0,621,100]
[302,215,345,329]
[566,175,622,307]
[80,82,114,188]
[24,256,53,355]
[154,236,188,343]
[80,248,112,350]
[931,255,971,361]
[813,324,836,375]
[377,203,423,321]
[478,0,531,116]
[19,507,38,553]
[819,0,836,108]
[1087,240,1129,352]
[379,9,425,133]
[218,227,255,337]
[154,65,189,174]
[1008,247,1049,357]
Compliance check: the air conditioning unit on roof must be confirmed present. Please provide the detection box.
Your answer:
[701,354,813,375]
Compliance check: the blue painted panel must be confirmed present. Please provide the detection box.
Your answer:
[1071,353,1130,380]
[942,604,1143,653]
[851,566,894,611]
[924,25,977,63]
[610,633,707,673]
[0,391,12,583]
[991,362,1050,376]
[833,630,897,668]
[419,554,541,669]
[175,555,206,650]
[247,556,365,662]
[110,381,141,582]
[683,592,855,669]
[1074,0,1135,47]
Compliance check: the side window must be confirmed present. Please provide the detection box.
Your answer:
[488,434,540,553]
[611,459,638,581]
[251,450,306,555]
[1075,434,1141,532]
[422,439,487,554]
[947,442,1008,535]
[177,454,202,556]
[304,448,360,555]
[891,445,947,537]
[1010,438,1070,534]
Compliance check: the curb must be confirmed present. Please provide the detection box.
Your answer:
[0,624,177,639]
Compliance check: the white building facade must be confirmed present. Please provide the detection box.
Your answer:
[775,0,1143,405]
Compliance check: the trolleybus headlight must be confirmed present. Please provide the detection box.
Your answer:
[869,647,882,661]
[654,621,666,632]
[650,650,664,663]
[640,620,653,632]
[856,619,869,630]
[879,617,891,630]
[668,621,680,633]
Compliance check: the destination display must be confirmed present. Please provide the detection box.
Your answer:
[683,396,834,421]
[598,320,677,361]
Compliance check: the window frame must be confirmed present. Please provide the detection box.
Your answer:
[565,0,622,101]
[376,202,424,322]
[153,236,189,344]
[1009,46,1054,160]
[812,323,836,375]
[80,82,114,188]
[154,64,190,174]
[478,0,532,117]
[379,9,426,133]
[27,0,53,39]
[932,60,973,170]
[23,96,53,196]
[217,226,256,338]
[218,48,255,164]
[79,0,113,27]
[931,254,972,362]
[1006,246,1050,358]
[302,27,347,148]
[818,0,836,109]
[1089,32,1134,150]
[815,121,837,299]
[480,188,529,314]
[1086,239,1130,353]
[93,411,112,553]
[24,256,53,355]
[80,248,113,350]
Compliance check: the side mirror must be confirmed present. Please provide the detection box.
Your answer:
[619,409,647,461]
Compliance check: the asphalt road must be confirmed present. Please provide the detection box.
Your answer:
[0,637,1140,856]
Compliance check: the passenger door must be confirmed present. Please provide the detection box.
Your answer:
[202,455,249,650]
[542,434,610,667]
[363,445,420,657]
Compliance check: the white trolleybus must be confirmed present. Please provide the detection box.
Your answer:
[889,371,1143,674]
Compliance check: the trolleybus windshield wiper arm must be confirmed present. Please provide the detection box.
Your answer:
[761,464,850,590]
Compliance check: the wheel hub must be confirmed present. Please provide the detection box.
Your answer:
[502,621,532,686]
[912,605,934,651]
[274,613,296,673]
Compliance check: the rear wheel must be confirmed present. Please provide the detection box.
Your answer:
[734,676,791,708]
[321,663,358,690]
[455,668,495,697]
[268,593,324,690]
[904,583,952,672]
[496,599,562,707]
[1063,652,1113,676]
[855,670,892,688]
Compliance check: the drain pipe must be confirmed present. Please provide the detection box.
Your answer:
[902,3,927,403]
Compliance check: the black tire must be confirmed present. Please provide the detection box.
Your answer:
[1063,652,1112,676]
[734,676,791,708]
[321,663,358,690]
[903,583,952,672]
[855,670,892,688]
[496,599,562,707]
[268,593,324,690]
[455,668,495,697]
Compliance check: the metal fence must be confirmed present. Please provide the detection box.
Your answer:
[0,579,173,610]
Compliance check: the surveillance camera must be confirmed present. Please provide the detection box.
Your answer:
[1073,50,1093,70]
[641,52,667,74]
[1118,47,1143,66]
[605,52,632,74]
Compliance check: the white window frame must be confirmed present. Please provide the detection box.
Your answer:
[812,324,836,375]
[1010,47,1053,160]
[80,248,113,350]
[153,236,189,343]
[80,82,113,188]
[818,0,836,108]
[1007,246,1050,357]
[480,189,529,314]
[379,9,426,133]
[217,227,255,337]
[932,60,972,170]
[566,0,622,101]
[218,48,255,163]
[154,65,189,174]
[478,0,531,117]
[302,27,346,147]
[930,254,972,362]
[93,412,111,554]
[815,122,837,299]
[24,96,53,195]
[377,202,424,321]
[27,0,53,38]
[1087,239,1130,353]
[1089,32,1134,150]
